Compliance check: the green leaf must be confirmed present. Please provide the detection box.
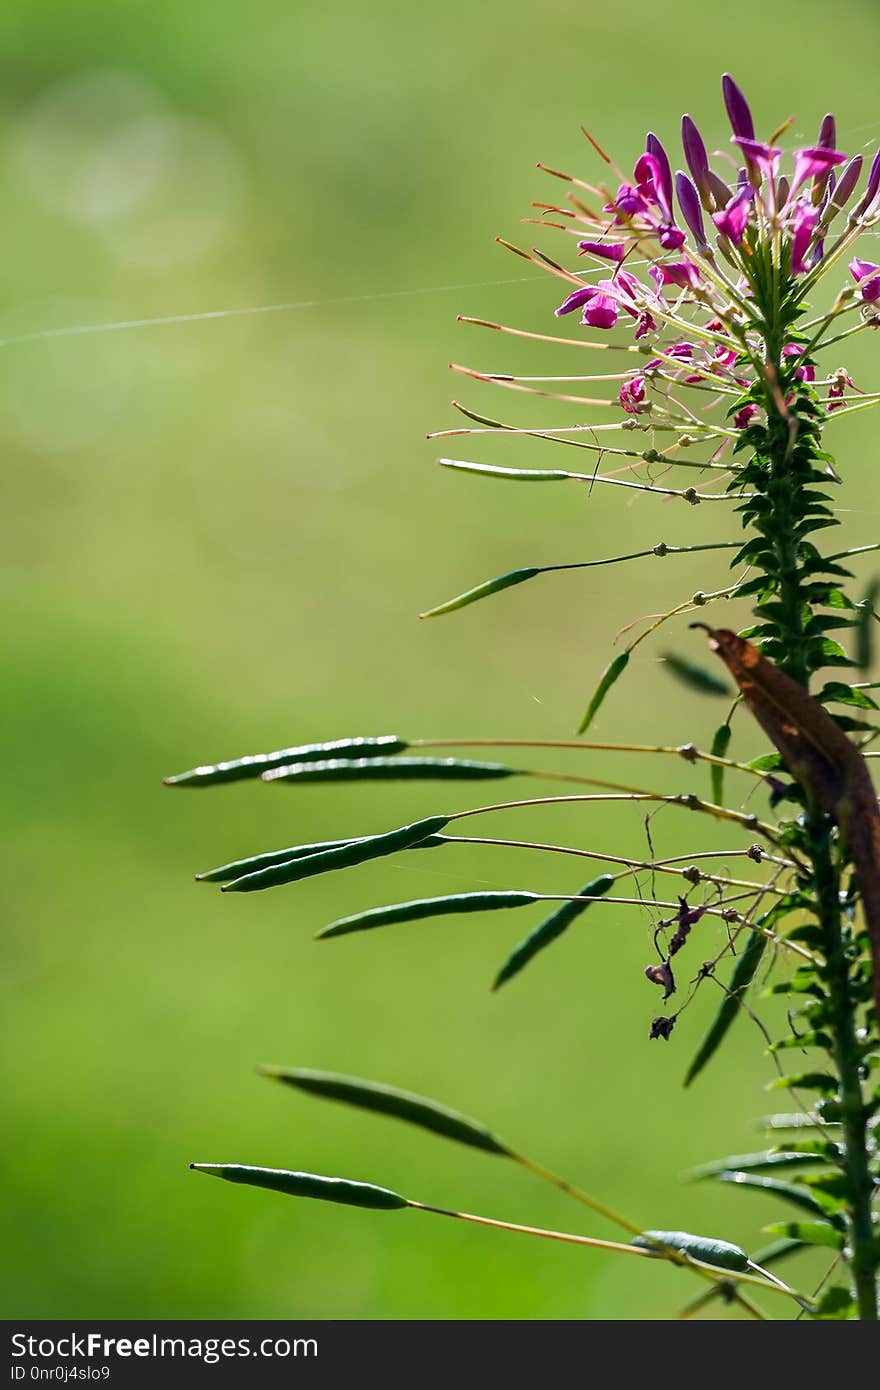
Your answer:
[817,680,878,709]
[709,723,731,806]
[684,928,767,1087]
[754,1113,833,1133]
[856,577,879,671]
[577,653,629,733]
[419,568,539,619]
[688,1151,826,1179]
[766,1071,839,1095]
[811,1286,856,1319]
[260,757,517,785]
[317,891,539,939]
[164,735,408,787]
[189,1163,408,1210]
[762,1221,844,1251]
[492,875,616,990]
[259,1068,512,1157]
[660,652,732,697]
[631,1230,749,1272]
[222,815,451,894]
[704,1171,835,1219]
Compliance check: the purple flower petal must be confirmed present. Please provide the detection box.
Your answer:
[789,199,820,274]
[681,114,711,205]
[849,258,880,303]
[555,285,596,317]
[577,239,626,262]
[582,293,619,329]
[830,155,863,213]
[675,170,707,246]
[791,146,847,196]
[646,133,674,221]
[817,113,836,149]
[722,74,755,141]
[711,185,754,245]
[733,137,781,177]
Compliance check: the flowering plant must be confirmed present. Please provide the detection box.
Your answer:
[170,76,880,1319]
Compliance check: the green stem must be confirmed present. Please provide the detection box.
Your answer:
[808,811,878,1320]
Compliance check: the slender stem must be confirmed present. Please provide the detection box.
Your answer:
[808,811,878,1320]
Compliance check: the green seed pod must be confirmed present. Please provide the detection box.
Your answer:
[198,834,447,884]
[420,568,540,619]
[222,815,451,893]
[261,757,516,785]
[164,735,408,787]
[318,891,538,938]
[709,722,732,806]
[189,1163,407,1210]
[439,458,570,483]
[260,1068,511,1157]
[684,927,767,1087]
[492,875,615,990]
[577,653,629,734]
[632,1229,750,1272]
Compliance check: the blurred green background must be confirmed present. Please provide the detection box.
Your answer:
[3,0,879,1320]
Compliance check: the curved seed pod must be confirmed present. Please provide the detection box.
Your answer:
[678,1237,801,1315]
[318,891,539,939]
[493,874,615,990]
[709,722,732,805]
[420,568,540,619]
[164,735,408,787]
[222,815,450,894]
[440,459,571,483]
[684,926,767,1087]
[261,757,516,785]
[577,652,629,733]
[259,1068,512,1157]
[632,1229,749,1272]
[197,834,448,884]
[189,1163,407,1210]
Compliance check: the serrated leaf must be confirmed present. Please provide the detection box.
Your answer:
[492,874,616,990]
[259,1068,512,1157]
[317,890,539,938]
[189,1163,408,1210]
[578,652,629,733]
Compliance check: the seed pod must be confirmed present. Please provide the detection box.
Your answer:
[632,1228,750,1272]
[222,815,451,893]
[493,875,615,990]
[420,568,540,619]
[261,757,516,785]
[318,891,539,939]
[189,1163,407,1210]
[164,736,408,787]
[260,1068,512,1157]
[578,652,629,733]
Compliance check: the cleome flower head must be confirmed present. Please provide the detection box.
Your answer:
[537,74,880,429]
